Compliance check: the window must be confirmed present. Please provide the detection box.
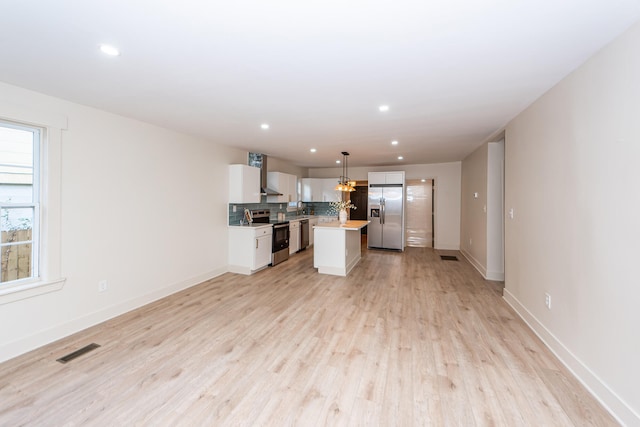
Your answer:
[0,104,65,304]
[0,121,40,285]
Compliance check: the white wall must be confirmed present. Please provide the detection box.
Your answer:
[0,81,246,362]
[460,141,504,281]
[267,156,308,178]
[309,162,461,250]
[503,21,640,426]
[460,144,488,271]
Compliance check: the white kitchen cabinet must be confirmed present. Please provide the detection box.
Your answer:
[321,178,340,202]
[287,174,298,202]
[385,172,404,184]
[255,231,272,269]
[301,178,322,202]
[289,220,301,254]
[267,172,298,203]
[228,164,261,204]
[368,171,404,185]
[301,178,337,202]
[228,225,273,275]
[308,218,319,246]
[368,172,385,185]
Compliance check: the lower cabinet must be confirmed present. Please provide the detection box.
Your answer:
[255,233,271,269]
[228,225,273,275]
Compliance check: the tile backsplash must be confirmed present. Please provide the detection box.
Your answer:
[228,202,336,225]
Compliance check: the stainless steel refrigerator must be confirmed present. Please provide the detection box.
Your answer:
[367,184,404,250]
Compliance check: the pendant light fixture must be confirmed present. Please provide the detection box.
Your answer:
[335,151,356,192]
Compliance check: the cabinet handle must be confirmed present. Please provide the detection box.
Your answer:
[256,239,259,249]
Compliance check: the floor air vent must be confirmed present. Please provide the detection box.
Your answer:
[440,255,458,261]
[56,343,100,364]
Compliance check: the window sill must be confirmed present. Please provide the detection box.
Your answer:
[0,277,66,305]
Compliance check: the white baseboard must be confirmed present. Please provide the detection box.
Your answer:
[460,250,505,282]
[0,267,227,363]
[435,244,460,250]
[503,289,639,427]
[460,249,486,275]
[228,264,251,275]
[485,270,505,281]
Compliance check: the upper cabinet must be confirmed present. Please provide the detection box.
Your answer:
[267,172,298,203]
[301,178,339,202]
[368,171,404,185]
[321,178,339,202]
[229,164,261,203]
[301,178,322,202]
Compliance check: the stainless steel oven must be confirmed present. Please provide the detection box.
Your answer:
[271,222,290,266]
[251,209,289,266]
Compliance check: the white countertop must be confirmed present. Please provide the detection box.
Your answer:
[228,215,337,228]
[314,220,369,230]
[228,223,273,229]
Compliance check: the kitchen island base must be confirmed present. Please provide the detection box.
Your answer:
[313,220,369,276]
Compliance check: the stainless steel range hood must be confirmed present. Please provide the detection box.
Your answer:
[249,153,282,196]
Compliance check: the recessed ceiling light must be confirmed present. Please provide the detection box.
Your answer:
[391,140,398,145]
[397,156,403,160]
[260,123,269,130]
[310,148,317,153]
[379,105,389,112]
[336,160,341,164]
[421,179,426,182]
[99,44,120,56]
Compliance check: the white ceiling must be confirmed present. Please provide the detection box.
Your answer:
[1,1,639,168]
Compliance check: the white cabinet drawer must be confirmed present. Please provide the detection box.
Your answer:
[254,227,272,237]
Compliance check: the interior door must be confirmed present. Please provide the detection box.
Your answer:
[405,179,433,247]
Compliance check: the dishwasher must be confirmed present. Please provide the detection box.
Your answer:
[300,219,309,251]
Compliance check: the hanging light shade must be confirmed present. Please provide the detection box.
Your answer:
[335,151,355,192]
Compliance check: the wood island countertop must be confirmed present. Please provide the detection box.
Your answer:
[313,220,369,230]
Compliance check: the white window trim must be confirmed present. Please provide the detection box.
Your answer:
[0,103,67,305]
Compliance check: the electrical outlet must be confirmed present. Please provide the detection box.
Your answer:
[545,292,551,309]
[469,238,472,246]
[98,280,108,293]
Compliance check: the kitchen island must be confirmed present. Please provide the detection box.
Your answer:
[313,220,369,276]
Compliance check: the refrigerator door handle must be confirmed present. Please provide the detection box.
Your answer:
[381,198,385,225]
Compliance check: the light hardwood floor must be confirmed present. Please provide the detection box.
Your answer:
[0,243,618,426]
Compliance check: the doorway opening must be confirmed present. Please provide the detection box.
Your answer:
[405,179,434,248]
[350,184,369,235]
